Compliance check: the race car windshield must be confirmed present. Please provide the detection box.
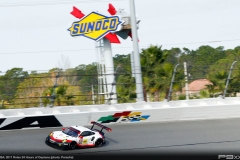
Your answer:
[62,127,80,137]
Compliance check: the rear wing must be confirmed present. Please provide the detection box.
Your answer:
[90,121,112,132]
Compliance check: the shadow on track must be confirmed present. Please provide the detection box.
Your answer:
[76,139,240,155]
[45,139,111,151]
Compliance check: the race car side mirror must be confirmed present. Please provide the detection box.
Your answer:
[62,127,65,131]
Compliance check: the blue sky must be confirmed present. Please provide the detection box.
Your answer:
[1,0,240,73]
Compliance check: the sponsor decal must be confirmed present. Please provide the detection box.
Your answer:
[68,11,123,41]
[78,138,82,144]
[97,111,150,123]
[0,116,62,130]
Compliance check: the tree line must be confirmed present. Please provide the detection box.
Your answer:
[1,45,240,108]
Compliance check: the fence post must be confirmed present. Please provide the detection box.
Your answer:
[1,100,3,109]
[223,61,237,99]
[167,64,179,102]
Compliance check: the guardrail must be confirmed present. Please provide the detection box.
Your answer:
[0,97,240,130]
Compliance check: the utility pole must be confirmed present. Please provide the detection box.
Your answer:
[50,68,61,107]
[92,85,95,104]
[184,62,189,100]
[39,97,43,107]
[129,0,144,102]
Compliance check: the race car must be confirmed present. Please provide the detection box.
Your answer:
[45,121,112,150]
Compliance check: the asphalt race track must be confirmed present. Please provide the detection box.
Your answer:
[1,118,240,158]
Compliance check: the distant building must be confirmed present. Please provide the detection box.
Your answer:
[182,79,212,95]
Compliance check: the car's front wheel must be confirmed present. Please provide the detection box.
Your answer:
[95,139,103,147]
[69,142,76,150]
[45,137,49,144]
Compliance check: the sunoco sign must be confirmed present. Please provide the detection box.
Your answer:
[68,11,123,41]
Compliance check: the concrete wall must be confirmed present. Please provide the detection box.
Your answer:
[0,97,239,130]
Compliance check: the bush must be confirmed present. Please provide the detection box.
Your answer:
[178,94,186,100]
[199,89,210,98]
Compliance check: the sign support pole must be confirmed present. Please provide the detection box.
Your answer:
[129,0,144,102]
[103,38,118,104]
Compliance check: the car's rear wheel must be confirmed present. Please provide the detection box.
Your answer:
[45,137,49,144]
[69,142,76,150]
[95,139,103,147]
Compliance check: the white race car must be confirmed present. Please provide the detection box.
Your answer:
[45,121,112,150]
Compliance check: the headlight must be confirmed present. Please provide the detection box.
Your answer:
[49,132,53,136]
[62,139,67,143]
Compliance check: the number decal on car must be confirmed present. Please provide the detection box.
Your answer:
[83,138,88,144]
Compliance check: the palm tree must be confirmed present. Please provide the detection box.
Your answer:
[207,71,228,97]
[116,74,136,103]
[140,45,171,101]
